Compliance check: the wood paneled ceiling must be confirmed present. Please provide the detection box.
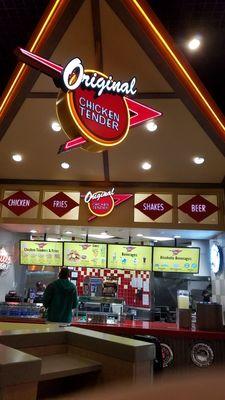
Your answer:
[0,0,224,186]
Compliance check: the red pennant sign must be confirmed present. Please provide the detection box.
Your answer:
[178,195,218,222]
[84,190,133,222]
[135,194,172,221]
[125,97,162,127]
[1,191,38,216]
[16,48,162,154]
[43,192,78,217]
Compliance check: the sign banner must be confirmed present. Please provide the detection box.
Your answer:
[134,194,173,223]
[64,242,107,268]
[42,191,80,219]
[83,189,133,222]
[16,48,162,153]
[1,190,39,218]
[178,194,218,224]
[108,244,152,270]
[20,241,63,266]
[153,247,200,273]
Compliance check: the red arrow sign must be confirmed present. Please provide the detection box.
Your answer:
[88,193,133,222]
[125,97,162,127]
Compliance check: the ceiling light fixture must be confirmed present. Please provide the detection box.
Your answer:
[30,229,37,234]
[88,233,115,239]
[141,161,152,170]
[51,121,61,132]
[174,235,181,239]
[137,233,144,237]
[64,231,72,235]
[188,37,201,51]
[146,121,158,132]
[61,162,70,169]
[12,153,22,162]
[193,156,205,165]
[144,236,173,241]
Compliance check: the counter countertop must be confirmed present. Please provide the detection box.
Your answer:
[71,319,225,340]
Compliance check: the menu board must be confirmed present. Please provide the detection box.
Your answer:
[20,241,63,266]
[107,244,152,270]
[153,247,200,273]
[64,242,107,268]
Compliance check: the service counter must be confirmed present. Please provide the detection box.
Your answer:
[71,319,225,370]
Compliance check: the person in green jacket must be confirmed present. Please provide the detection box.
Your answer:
[43,267,78,323]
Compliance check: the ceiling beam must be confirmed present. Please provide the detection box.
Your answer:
[0,178,223,189]
[91,0,103,71]
[106,0,225,156]
[0,0,85,142]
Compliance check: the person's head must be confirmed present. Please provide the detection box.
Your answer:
[59,267,70,280]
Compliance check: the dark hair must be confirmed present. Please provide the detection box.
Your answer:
[59,267,70,279]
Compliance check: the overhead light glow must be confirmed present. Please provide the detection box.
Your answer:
[30,229,37,234]
[193,156,205,165]
[51,121,61,132]
[46,237,61,242]
[174,235,181,238]
[142,161,152,170]
[188,37,201,51]
[137,233,143,237]
[88,233,114,239]
[12,153,22,162]
[61,162,70,169]
[144,236,173,241]
[64,231,72,235]
[146,121,158,132]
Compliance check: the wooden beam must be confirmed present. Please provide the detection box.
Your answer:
[102,151,110,181]
[91,0,103,71]
[0,179,223,189]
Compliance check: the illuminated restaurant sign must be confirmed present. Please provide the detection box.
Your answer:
[108,244,152,270]
[20,241,63,266]
[83,189,133,222]
[42,191,79,217]
[64,242,107,268]
[16,48,162,153]
[1,191,38,216]
[178,195,218,222]
[153,247,200,273]
[134,194,173,223]
[0,248,11,271]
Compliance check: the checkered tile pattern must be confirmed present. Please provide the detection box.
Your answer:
[75,267,151,307]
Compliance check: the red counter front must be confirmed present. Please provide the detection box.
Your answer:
[72,320,225,370]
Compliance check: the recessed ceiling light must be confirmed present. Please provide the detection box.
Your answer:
[188,37,201,51]
[137,234,143,237]
[88,233,114,239]
[61,162,70,169]
[193,156,205,165]
[12,154,22,162]
[141,161,152,170]
[51,121,61,132]
[30,229,37,234]
[146,121,158,132]
[144,236,173,241]
[174,235,181,238]
[64,231,72,235]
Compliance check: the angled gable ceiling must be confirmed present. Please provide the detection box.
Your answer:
[0,0,224,185]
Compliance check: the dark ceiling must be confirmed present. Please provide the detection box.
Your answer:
[0,0,225,114]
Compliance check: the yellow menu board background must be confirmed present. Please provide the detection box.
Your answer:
[153,247,200,273]
[64,242,107,268]
[20,241,63,266]
[108,245,152,270]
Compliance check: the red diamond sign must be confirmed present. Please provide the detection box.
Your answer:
[43,192,78,217]
[1,191,38,216]
[135,194,173,221]
[178,195,218,222]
